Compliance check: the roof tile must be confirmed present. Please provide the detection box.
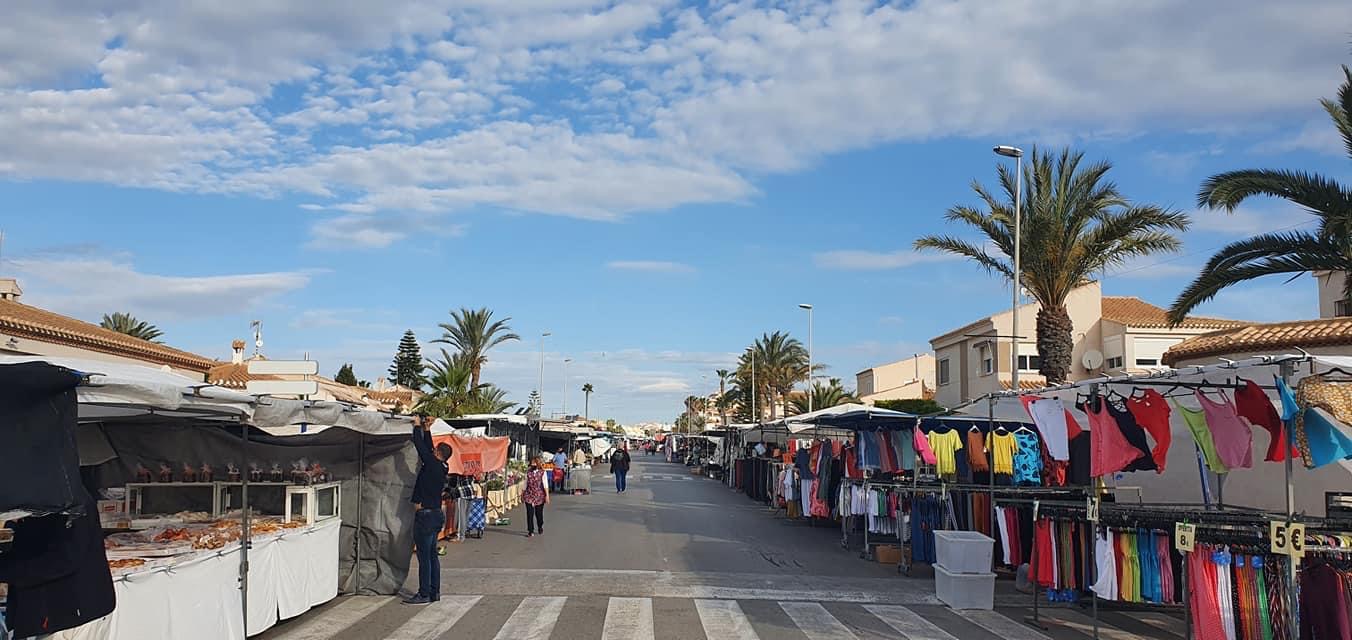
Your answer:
[1100,296,1245,330]
[1163,317,1352,365]
[0,299,217,373]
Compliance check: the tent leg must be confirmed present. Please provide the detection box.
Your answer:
[355,433,365,595]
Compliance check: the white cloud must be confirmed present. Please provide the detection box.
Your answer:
[0,0,1346,245]
[306,212,467,250]
[636,380,691,393]
[606,260,695,273]
[1188,206,1315,237]
[1144,146,1223,179]
[8,256,315,320]
[813,250,956,271]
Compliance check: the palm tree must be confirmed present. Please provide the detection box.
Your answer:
[788,378,859,415]
[100,312,163,343]
[463,385,516,415]
[581,383,594,422]
[414,349,488,419]
[915,147,1188,382]
[1169,67,1352,323]
[714,369,731,425]
[434,307,520,388]
[754,331,809,419]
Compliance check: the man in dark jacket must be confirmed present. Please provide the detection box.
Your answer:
[405,415,449,605]
[609,445,631,493]
[0,492,115,638]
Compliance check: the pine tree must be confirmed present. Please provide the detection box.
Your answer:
[334,363,359,386]
[388,330,424,389]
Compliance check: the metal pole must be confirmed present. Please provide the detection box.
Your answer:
[239,420,250,636]
[1011,153,1022,392]
[1279,359,1297,633]
[807,306,814,414]
[355,433,364,594]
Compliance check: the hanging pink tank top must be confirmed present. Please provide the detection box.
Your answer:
[1194,390,1253,469]
[913,426,938,465]
[1087,399,1142,477]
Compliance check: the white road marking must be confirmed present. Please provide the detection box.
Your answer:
[953,610,1052,640]
[695,599,760,640]
[1135,612,1187,637]
[602,597,655,640]
[863,605,958,640]
[386,596,482,640]
[493,596,567,640]
[780,602,857,640]
[1045,609,1172,640]
[267,596,391,640]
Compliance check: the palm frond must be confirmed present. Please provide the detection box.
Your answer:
[1197,169,1352,218]
[914,235,1013,279]
[1167,231,1349,322]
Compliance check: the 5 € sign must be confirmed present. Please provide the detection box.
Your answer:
[1269,521,1306,558]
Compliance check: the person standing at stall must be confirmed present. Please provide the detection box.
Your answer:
[405,415,449,605]
[610,445,631,493]
[523,458,550,537]
[552,447,568,491]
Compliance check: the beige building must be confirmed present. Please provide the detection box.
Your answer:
[856,354,935,405]
[930,281,1245,408]
[0,278,217,378]
[208,340,421,410]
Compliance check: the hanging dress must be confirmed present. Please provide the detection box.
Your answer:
[1126,389,1173,472]
[1174,399,1229,473]
[1194,390,1254,470]
[1086,398,1143,477]
[1233,378,1294,462]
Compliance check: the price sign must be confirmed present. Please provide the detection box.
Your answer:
[1086,497,1100,523]
[1175,522,1196,552]
[1270,520,1306,557]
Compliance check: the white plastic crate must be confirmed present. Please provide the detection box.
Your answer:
[934,563,995,610]
[933,530,994,574]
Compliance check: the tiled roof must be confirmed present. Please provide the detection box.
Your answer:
[1101,296,1245,330]
[206,362,281,389]
[1000,377,1048,390]
[367,388,418,406]
[1163,317,1352,366]
[0,299,217,373]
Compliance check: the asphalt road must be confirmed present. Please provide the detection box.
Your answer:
[260,458,1181,639]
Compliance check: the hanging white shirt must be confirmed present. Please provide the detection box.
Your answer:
[1028,397,1072,461]
[1091,530,1118,600]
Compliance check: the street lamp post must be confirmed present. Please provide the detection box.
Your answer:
[538,331,551,414]
[562,357,572,417]
[993,145,1023,391]
[798,303,813,414]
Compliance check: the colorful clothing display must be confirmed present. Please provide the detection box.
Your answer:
[1234,378,1294,462]
[1086,398,1143,477]
[1175,399,1229,473]
[1126,389,1172,472]
[1189,545,1294,640]
[1195,390,1254,470]
[1012,429,1042,485]
[989,431,1018,475]
[926,429,963,478]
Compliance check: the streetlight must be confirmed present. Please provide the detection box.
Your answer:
[562,358,573,417]
[538,331,551,414]
[798,303,813,414]
[993,145,1023,391]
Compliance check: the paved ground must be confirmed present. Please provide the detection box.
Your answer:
[259,458,1180,639]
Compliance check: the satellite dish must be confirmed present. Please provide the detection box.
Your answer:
[1082,349,1104,371]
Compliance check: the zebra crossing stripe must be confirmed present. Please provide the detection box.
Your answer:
[862,605,958,640]
[695,599,760,640]
[779,602,857,640]
[953,609,1052,640]
[267,596,390,640]
[493,596,567,640]
[385,596,482,640]
[601,597,655,640]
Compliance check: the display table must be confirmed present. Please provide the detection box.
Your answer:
[53,518,341,640]
[565,467,591,493]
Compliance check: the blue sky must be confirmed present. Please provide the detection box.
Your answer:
[2,1,1350,423]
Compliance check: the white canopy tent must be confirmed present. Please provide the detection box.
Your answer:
[783,402,911,433]
[949,353,1352,516]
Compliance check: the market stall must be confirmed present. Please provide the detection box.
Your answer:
[0,356,418,640]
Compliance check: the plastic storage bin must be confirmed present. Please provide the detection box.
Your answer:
[933,530,994,574]
[934,563,995,610]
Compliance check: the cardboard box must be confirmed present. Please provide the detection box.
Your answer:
[97,500,125,514]
[875,544,903,565]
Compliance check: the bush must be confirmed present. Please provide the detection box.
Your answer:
[874,398,946,414]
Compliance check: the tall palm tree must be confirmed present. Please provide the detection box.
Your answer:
[754,331,809,419]
[915,147,1188,382]
[714,369,731,425]
[100,312,164,343]
[414,349,488,419]
[788,378,859,415]
[581,383,594,422]
[1169,67,1352,323]
[434,307,520,388]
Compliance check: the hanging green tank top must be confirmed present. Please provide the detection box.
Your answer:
[1172,399,1229,473]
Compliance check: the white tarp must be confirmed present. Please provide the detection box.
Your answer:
[952,354,1352,515]
[0,356,255,420]
[589,437,612,458]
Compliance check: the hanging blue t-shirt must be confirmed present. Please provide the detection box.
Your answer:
[1013,430,1042,485]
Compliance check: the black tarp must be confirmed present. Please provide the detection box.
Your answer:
[85,422,417,595]
[0,361,84,516]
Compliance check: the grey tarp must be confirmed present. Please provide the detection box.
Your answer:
[86,421,417,595]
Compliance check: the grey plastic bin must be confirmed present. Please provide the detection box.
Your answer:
[934,563,995,610]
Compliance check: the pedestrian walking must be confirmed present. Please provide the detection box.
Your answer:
[610,445,631,493]
[405,415,449,605]
[523,458,550,537]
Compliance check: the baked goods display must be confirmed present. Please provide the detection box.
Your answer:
[103,517,311,575]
